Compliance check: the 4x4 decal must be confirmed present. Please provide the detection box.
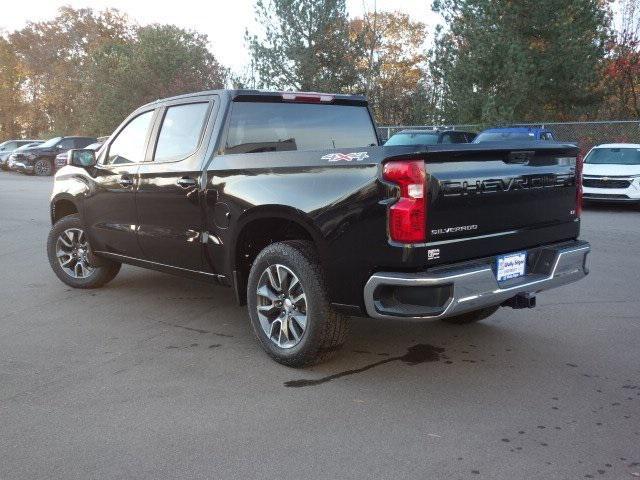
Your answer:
[321,152,370,162]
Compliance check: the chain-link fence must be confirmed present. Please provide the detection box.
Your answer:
[378,120,640,155]
[378,124,481,141]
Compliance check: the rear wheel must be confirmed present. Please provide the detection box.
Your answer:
[34,158,53,176]
[247,240,348,367]
[440,305,500,325]
[47,214,120,288]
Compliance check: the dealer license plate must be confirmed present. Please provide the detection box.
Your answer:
[496,252,527,282]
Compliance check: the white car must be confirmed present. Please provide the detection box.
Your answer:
[582,143,640,204]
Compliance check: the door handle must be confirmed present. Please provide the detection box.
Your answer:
[177,177,197,188]
[119,176,133,187]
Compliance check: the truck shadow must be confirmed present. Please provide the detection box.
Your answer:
[103,266,565,383]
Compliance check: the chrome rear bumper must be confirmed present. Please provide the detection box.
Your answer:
[364,241,590,320]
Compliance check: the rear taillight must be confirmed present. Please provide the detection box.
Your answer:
[383,160,427,243]
[575,154,583,217]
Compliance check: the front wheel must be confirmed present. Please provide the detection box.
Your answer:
[47,214,121,288]
[247,240,348,367]
[34,158,53,176]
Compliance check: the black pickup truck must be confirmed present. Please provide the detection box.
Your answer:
[48,89,590,367]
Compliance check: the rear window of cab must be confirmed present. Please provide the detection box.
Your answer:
[224,102,378,154]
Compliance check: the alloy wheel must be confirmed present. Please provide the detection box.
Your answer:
[256,264,308,349]
[55,228,95,279]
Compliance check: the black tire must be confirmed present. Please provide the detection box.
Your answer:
[47,214,121,289]
[440,305,500,325]
[247,240,348,367]
[34,158,53,176]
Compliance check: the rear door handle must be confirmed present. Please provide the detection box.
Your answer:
[177,177,197,188]
[119,176,133,187]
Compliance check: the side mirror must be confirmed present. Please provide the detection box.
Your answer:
[67,149,97,168]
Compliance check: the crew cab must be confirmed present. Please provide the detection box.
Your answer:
[48,90,590,367]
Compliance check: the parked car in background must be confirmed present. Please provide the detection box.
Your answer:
[54,141,104,171]
[582,143,640,205]
[385,129,476,146]
[12,136,97,176]
[474,127,555,143]
[1,141,44,170]
[0,140,43,170]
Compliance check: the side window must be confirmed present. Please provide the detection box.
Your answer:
[74,138,91,148]
[440,133,454,144]
[106,110,154,165]
[154,102,210,163]
[451,132,468,143]
[58,138,76,149]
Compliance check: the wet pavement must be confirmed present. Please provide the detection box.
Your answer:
[1,173,638,479]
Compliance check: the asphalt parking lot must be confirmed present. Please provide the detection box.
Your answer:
[0,172,638,480]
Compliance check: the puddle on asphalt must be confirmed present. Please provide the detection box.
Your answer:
[284,344,444,388]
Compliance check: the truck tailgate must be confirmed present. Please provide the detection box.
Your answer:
[423,143,580,244]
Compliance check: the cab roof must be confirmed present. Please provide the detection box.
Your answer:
[481,127,550,133]
[394,129,476,135]
[140,89,368,109]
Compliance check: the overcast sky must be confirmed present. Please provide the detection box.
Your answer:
[0,0,439,74]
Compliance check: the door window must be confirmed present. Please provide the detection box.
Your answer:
[154,102,210,163]
[58,138,76,150]
[106,111,154,165]
[441,132,468,144]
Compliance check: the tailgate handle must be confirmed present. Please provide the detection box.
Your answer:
[506,151,534,164]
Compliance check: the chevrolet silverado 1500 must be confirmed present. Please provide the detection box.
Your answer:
[48,90,590,366]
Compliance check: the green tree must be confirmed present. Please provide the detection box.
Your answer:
[350,11,433,125]
[8,7,132,136]
[82,24,227,135]
[430,0,611,123]
[601,0,640,118]
[0,38,25,138]
[246,0,358,92]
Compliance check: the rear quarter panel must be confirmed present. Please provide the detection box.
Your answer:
[205,142,583,311]
[204,147,395,307]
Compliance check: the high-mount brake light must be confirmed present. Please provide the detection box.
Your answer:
[281,92,334,103]
[575,153,583,217]
[383,159,427,243]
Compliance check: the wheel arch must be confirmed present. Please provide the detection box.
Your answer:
[230,206,329,305]
[51,195,80,225]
